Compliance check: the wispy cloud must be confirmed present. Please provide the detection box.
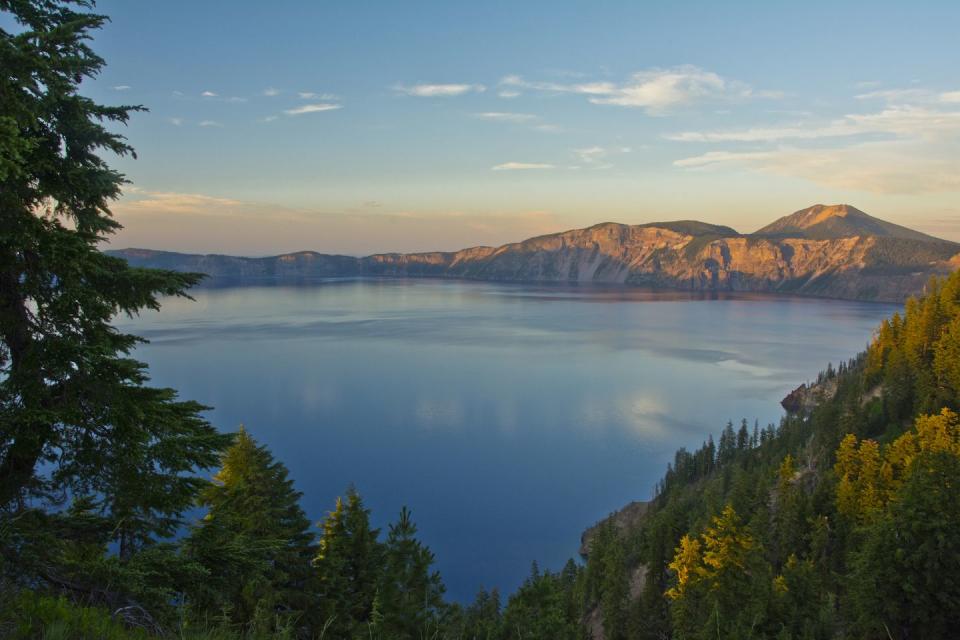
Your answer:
[168,117,183,126]
[225,96,247,103]
[298,91,338,100]
[201,90,218,97]
[198,120,223,127]
[283,103,343,115]
[667,105,960,143]
[118,189,244,215]
[674,150,775,168]
[573,145,631,164]
[673,140,960,194]
[263,87,280,96]
[670,83,960,195]
[111,190,576,255]
[113,85,131,91]
[472,111,560,132]
[395,83,486,97]
[500,66,776,114]
[491,162,555,171]
[855,87,960,105]
[474,112,537,122]
[498,89,521,99]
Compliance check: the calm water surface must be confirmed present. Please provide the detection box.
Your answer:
[116,278,897,601]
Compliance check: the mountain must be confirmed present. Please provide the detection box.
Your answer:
[754,204,940,241]
[108,205,960,303]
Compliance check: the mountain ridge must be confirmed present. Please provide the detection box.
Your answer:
[108,205,960,303]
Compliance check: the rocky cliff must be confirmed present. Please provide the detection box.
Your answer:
[108,205,960,302]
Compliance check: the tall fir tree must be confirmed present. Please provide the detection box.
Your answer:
[0,0,229,602]
[375,506,445,639]
[185,427,316,632]
[314,486,383,638]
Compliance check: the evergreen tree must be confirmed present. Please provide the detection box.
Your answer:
[185,427,315,632]
[376,506,445,639]
[463,587,502,640]
[314,486,383,637]
[500,562,582,640]
[851,451,960,638]
[0,0,228,609]
[665,505,771,639]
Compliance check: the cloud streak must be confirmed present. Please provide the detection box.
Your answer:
[491,162,555,171]
[284,103,343,115]
[395,83,486,97]
[500,66,778,114]
[474,112,537,122]
[667,106,960,142]
[674,141,960,194]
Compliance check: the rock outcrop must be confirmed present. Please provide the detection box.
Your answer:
[580,501,650,559]
[781,378,840,415]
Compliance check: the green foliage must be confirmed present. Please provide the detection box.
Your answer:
[578,270,960,639]
[499,561,583,640]
[374,506,446,639]
[313,486,384,638]
[1,591,148,640]
[665,505,771,639]
[0,0,230,623]
[443,587,502,640]
[184,427,316,633]
[850,450,960,638]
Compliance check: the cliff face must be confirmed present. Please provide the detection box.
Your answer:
[108,205,960,303]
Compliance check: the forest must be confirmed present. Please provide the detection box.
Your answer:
[2,2,959,638]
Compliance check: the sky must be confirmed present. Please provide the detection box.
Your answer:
[67,0,960,255]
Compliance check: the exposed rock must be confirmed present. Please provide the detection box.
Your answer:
[781,378,839,415]
[108,205,960,303]
[580,501,650,559]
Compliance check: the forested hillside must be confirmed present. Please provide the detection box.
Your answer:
[575,269,960,640]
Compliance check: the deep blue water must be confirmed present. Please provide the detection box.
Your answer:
[115,278,897,602]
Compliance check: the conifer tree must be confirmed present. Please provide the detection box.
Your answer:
[852,451,960,638]
[185,427,315,631]
[0,0,229,602]
[377,506,445,639]
[314,487,383,637]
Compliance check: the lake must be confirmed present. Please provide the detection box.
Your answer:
[115,278,897,602]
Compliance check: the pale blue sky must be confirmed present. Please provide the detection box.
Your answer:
[73,0,960,254]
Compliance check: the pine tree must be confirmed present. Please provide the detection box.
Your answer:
[185,427,315,631]
[462,587,502,640]
[0,0,228,603]
[376,506,445,639]
[851,451,960,638]
[314,486,383,637]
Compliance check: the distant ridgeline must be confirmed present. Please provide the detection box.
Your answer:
[575,267,960,639]
[110,204,960,302]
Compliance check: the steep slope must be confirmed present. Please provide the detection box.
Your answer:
[108,206,960,302]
